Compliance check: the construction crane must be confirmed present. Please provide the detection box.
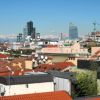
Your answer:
[92,21,100,41]
[93,22,96,32]
[93,21,100,32]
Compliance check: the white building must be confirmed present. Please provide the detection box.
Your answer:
[25,71,75,95]
[10,42,23,50]
[47,70,76,95]
[0,73,54,96]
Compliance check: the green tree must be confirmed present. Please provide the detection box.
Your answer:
[73,72,97,97]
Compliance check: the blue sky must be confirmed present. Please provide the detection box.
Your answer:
[0,0,100,37]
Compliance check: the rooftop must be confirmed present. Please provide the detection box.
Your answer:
[0,74,53,85]
[47,70,76,81]
[0,53,8,59]
[0,91,72,100]
[34,62,75,72]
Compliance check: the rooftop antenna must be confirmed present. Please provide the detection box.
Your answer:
[93,21,96,32]
[92,21,97,41]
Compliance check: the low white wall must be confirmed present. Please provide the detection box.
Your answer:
[54,77,71,95]
[4,82,54,96]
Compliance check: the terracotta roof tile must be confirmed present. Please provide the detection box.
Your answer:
[46,45,58,48]
[0,91,72,100]
[0,68,32,76]
[0,58,26,76]
[0,53,8,58]
[0,72,11,76]
[34,62,75,72]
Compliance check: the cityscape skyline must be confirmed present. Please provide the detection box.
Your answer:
[0,0,100,37]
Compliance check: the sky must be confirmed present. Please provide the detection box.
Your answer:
[0,0,100,38]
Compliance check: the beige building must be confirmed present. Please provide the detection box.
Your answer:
[25,60,33,69]
[41,42,88,54]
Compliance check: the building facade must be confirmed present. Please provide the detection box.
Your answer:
[0,74,54,96]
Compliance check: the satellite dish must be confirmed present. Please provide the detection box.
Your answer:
[45,56,48,60]
[41,55,44,59]
[32,59,35,62]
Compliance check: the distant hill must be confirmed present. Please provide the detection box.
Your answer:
[0,37,16,43]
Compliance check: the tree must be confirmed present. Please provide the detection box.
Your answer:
[72,72,97,97]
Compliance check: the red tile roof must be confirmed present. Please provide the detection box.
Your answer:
[0,91,72,100]
[0,60,10,73]
[0,70,23,76]
[0,67,33,76]
[34,62,75,72]
[0,66,9,73]
[0,58,27,76]
[90,50,100,60]
[0,72,11,76]
[0,53,8,58]
[46,45,58,48]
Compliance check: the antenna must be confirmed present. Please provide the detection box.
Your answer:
[93,22,96,32]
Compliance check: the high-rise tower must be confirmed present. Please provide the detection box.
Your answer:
[69,23,78,40]
[27,21,35,39]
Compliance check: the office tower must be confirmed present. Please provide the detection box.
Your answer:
[23,27,28,42]
[69,23,78,40]
[27,21,33,36]
[60,33,63,40]
[27,21,35,39]
[31,27,36,39]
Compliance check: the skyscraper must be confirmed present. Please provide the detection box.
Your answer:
[69,23,78,40]
[27,21,35,39]
[31,27,36,39]
[23,27,28,42]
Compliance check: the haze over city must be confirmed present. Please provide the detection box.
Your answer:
[0,0,100,37]
[0,0,100,100]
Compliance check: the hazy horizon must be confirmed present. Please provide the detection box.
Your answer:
[0,0,100,37]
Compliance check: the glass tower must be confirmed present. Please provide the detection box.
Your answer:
[27,21,35,39]
[69,23,78,40]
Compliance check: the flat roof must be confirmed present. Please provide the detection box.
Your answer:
[0,74,53,85]
[47,70,76,81]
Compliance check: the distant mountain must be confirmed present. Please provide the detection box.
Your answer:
[0,34,17,43]
[0,37,16,43]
